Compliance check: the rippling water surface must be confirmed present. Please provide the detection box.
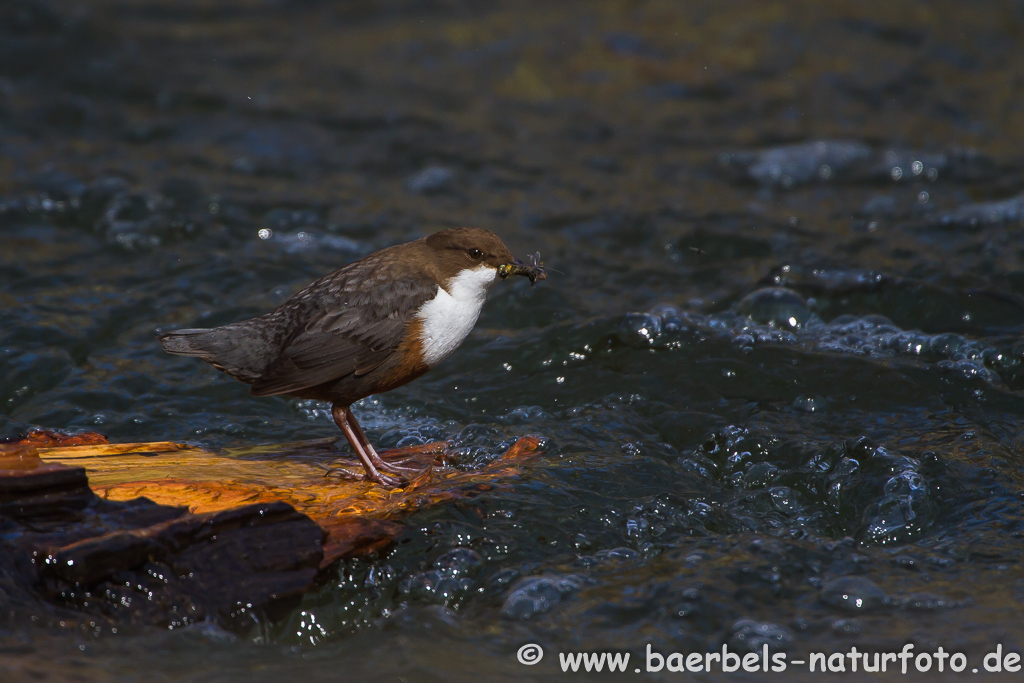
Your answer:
[4,0,1024,679]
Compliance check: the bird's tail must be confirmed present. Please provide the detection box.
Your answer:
[159,326,266,383]
[159,328,216,357]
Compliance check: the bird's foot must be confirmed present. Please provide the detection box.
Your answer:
[376,459,430,476]
[323,464,404,488]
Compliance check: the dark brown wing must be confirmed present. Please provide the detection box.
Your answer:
[250,264,437,398]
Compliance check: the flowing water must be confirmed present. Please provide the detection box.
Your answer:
[3,0,1024,680]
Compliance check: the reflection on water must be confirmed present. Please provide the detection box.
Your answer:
[3,0,1024,679]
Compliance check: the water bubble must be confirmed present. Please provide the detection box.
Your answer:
[257,228,272,239]
[486,568,520,594]
[501,575,585,620]
[903,593,958,611]
[890,166,903,181]
[364,564,396,587]
[820,576,887,612]
[792,395,822,413]
[400,570,469,605]
[591,547,639,563]
[743,462,778,488]
[729,619,794,653]
[832,619,860,635]
[433,548,484,578]
[743,140,872,187]
[736,287,810,330]
[619,313,662,347]
[621,442,641,456]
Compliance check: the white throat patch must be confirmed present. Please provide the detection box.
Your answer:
[416,265,498,367]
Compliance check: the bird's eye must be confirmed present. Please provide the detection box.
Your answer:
[467,248,483,259]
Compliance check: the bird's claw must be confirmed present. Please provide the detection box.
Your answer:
[324,464,405,488]
[377,460,430,476]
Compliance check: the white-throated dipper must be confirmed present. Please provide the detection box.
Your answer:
[159,227,546,487]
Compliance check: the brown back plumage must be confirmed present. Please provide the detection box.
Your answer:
[160,227,517,403]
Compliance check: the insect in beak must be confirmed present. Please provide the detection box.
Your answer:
[499,252,548,286]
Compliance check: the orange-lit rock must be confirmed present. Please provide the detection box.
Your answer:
[39,435,545,565]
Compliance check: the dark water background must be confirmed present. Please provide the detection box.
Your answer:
[3,0,1024,679]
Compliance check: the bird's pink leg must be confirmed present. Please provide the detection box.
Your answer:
[330,404,401,487]
[345,408,427,476]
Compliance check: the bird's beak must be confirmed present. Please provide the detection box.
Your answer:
[499,256,548,286]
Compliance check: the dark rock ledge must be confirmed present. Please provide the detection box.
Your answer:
[0,449,330,633]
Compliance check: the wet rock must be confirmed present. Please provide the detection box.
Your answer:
[820,576,887,612]
[0,463,92,519]
[736,288,810,330]
[501,574,585,620]
[0,458,326,633]
[3,429,109,448]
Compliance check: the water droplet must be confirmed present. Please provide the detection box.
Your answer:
[820,576,887,612]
